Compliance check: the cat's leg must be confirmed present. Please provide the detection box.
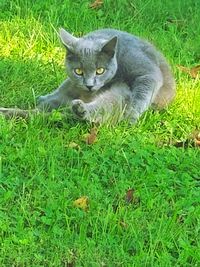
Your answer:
[37,78,75,111]
[129,71,163,123]
[72,82,132,123]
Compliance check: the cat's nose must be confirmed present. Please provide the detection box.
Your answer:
[86,85,93,91]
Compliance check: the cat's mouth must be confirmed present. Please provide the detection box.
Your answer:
[85,85,93,91]
[85,84,103,92]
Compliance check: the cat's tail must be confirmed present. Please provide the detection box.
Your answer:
[0,107,39,118]
[153,56,176,109]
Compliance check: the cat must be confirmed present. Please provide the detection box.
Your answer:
[37,28,176,123]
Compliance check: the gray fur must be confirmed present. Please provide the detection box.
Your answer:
[38,28,175,123]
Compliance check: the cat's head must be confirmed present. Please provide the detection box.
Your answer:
[60,28,118,92]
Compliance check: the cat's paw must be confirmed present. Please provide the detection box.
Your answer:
[71,99,88,119]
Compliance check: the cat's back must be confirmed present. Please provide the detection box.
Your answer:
[85,28,144,48]
[85,28,161,64]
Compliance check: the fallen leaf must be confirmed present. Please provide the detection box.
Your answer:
[67,142,81,150]
[158,128,200,148]
[89,0,103,9]
[191,129,200,146]
[172,129,200,148]
[125,189,134,204]
[191,65,200,78]
[85,127,98,145]
[125,188,140,206]
[195,139,200,146]
[191,129,200,141]
[172,139,199,148]
[177,64,200,78]
[172,140,191,148]
[73,196,89,211]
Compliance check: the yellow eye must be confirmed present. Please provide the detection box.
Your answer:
[96,67,105,75]
[74,68,83,75]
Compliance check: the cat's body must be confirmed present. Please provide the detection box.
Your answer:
[38,28,175,123]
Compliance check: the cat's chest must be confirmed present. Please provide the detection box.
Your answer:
[67,88,95,103]
[79,91,96,103]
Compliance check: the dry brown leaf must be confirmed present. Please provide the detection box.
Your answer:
[173,129,200,148]
[159,129,200,148]
[125,189,134,204]
[191,129,200,141]
[172,140,191,148]
[190,129,200,146]
[89,0,103,9]
[195,139,200,146]
[73,196,89,211]
[124,188,140,206]
[85,127,98,145]
[191,65,200,78]
[172,139,200,148]
[177,64,200,78]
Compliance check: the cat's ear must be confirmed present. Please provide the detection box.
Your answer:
[101,36,118,57]
[59,28,78,52]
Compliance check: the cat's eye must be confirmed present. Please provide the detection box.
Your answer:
[74,68,83,76]
[96,67,105,75]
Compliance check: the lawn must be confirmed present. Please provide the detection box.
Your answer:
[0,0,200,266]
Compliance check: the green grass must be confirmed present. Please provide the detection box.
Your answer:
[0,0,200,266]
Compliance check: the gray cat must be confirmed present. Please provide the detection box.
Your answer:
[37,28,175,123]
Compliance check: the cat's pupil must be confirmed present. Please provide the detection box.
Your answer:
[74,68,83,76]
[96,67,105,75]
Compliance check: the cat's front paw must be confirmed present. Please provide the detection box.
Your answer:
[71,99,88,119]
